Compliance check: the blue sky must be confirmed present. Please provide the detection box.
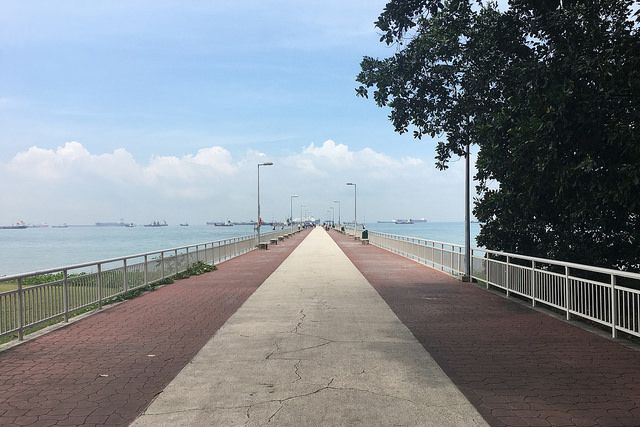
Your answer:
[0,1,475,224]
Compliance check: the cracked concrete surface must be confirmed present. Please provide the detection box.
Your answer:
[130,227,488,426]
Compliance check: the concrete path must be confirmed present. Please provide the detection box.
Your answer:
[330,231,640,427]
[132,227,487,426]
[0,230,310,427]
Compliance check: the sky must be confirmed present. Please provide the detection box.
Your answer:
[0,0,478,225]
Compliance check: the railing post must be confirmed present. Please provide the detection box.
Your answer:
[506,256,510,297]
[97,263,103,309]
[63,269,69,322]
[144,255,148,286]
[440,243,444,271]
[161,252,165,279]
[450,245,454,274]
[186,247,190,268]
[174,249,178,275]
[565,266,571,320]
[123,259,128,292]
[486,254,490,289]
[611,274,617,338]
[17,277,24,341]
[531,261,536,307]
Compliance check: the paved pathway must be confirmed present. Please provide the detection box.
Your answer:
[330,231,640,427]
[0,230,309,427]
[132,227,487,426]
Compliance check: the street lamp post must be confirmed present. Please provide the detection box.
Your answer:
[257,162,274,246]
[329,206,335,227]
[346,183,357,237]
[290,194,299,233]
[333,200,341,227]
[464,144,471,281]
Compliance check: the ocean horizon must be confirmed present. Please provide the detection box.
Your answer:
[0,222,481,276]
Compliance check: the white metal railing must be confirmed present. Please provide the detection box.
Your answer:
[369,231,465,277]
[368,230,640,340]
[0,229,290,342]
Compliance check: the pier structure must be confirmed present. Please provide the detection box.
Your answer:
[0,227,639,427]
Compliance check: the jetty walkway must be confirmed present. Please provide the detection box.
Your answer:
[0,227,639,426]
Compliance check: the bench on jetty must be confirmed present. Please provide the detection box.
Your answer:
[278,236,285,241]
[269,238,278,245]
[258,242,269,250]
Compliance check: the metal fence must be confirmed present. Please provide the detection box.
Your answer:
[0,229,288,341]
[369,231,640,340]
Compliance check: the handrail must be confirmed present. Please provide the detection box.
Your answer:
[0,228,298,342]
[369,230,640,280]
[0,233,257,281]
[367,229,640,340]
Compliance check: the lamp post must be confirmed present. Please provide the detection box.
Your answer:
[333,200,341,227]
[346,182,357,237]
[329,206,335,227]
[257,162,273,246]
[464,144,471,281]
[290,194,298,233]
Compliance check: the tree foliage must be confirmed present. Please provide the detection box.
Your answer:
[357,0,640,270]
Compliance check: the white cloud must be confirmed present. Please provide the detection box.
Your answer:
[0,139,478,224]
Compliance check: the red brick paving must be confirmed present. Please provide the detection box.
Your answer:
[0,230,310,427]
[330,231,640,427]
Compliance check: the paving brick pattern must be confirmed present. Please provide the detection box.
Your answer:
[331,231,640,427]
[0,230,309,427]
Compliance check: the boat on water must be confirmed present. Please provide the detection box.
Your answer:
[52,223,69,228]
[233,220,257,226]
[212,220,233,227]
[179,223,189,227]
[0,221,27,230]
[394,219,414,224]
[144,220,168,227]
[96,221,134,227]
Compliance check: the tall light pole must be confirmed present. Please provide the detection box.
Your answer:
[329,206,335,227]
[290,194,298,233]
[257,162,273,246]
[333,200,341,227]
[464,144,471,281]
[346,182,357,237]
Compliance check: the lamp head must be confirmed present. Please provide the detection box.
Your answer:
[346,182,354,186]
[259,162,274,166]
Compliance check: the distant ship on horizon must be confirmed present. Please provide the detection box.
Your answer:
[144,220,168,227]
[0,221,28,230]
[377,218,427,224]
[96,219,134,227]
[394,219,414,224]
[212,220,233,227]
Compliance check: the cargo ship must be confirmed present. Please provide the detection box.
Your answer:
[144,220,168,227]
[0,221,27,230]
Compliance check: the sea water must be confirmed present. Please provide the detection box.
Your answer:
[0,225,263,276]
[0,222,480,276]
[364,221,481,246]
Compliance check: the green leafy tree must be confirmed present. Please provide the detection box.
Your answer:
[357,0,640,270]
